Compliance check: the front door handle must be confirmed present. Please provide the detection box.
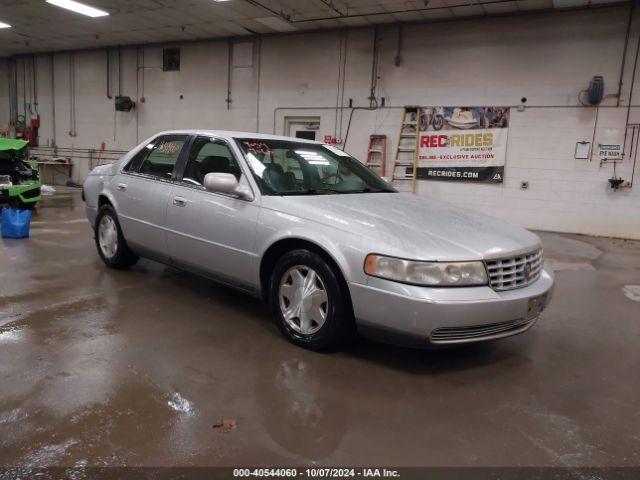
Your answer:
[116,183,127,191]
[172,197,187,207]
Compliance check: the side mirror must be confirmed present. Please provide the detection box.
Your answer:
[203,173,253,200]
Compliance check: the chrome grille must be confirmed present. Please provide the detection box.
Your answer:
[485,249,543,291]
[430,318,535,344]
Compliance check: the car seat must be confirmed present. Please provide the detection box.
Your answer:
[264,163,287,191]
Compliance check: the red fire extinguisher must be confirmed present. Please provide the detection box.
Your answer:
[27,114,40,146]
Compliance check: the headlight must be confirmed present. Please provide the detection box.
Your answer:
[364,254,488,287]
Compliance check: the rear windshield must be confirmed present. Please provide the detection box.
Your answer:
[236,139,395,195]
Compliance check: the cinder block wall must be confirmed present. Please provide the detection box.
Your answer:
[1,6,639,238]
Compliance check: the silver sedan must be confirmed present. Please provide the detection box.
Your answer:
[83,130,554,350]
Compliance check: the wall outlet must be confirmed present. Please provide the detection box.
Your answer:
[521,181,529,189]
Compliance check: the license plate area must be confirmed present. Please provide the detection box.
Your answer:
[527,294,547,320]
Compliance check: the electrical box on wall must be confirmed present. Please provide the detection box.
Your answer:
[115,96,135,112]
[163,48,180,71]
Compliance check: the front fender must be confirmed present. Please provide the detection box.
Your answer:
[254,209,366,288]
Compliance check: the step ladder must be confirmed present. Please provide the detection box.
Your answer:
[392,106,421,192]
[366,134,387,176]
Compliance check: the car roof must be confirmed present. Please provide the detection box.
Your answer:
[153,130,323,145]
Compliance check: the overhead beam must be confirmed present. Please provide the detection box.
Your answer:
[243,0,293,22]
[316,0,347,17]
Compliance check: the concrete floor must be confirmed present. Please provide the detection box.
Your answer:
[1,188,639,468]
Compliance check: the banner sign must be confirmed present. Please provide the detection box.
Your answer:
[414,106,510,183]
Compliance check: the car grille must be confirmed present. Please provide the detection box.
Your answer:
[485,248,543,291]
[430,318,535,344]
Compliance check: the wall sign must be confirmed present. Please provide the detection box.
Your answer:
[415,106,510,183]
[598,143,621,159]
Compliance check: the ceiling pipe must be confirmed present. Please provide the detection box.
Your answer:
[294,0,554,23]
[243,0,292,22]
[616,0,635,107]
[621,14,640,161]
[106,48,112,99]
[226,39,232,110]
[395,23,403,67]
[50,53,56,147]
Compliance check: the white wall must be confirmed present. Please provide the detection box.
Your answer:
[2,6,640,239]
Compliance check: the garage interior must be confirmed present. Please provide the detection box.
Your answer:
[1,0,640,474]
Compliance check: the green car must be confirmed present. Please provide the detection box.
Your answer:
[0,139,42,208]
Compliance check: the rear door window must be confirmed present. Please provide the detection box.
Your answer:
[124,135,187,180]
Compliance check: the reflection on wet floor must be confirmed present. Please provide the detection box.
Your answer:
[1,188,639,468]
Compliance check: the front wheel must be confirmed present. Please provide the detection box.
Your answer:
[269,249,355,351]
[94,204,139,269]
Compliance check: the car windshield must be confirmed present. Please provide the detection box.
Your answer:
[236,139,396,195]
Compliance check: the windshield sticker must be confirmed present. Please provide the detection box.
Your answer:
[323,145,350,157]
[243,141,272,156]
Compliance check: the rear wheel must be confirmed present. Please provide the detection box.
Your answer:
[269,249,355,351]
[94,204,138,269]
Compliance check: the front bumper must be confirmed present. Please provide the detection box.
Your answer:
[350,264,554,346]
[0,182,42,205]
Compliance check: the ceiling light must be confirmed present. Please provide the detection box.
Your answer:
[0,21,11,28]
[255,16,297,32]
[46,0,109,17]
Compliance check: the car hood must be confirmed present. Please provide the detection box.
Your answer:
[261,193,541,261]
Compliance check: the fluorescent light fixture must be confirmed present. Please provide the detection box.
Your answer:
[46,0,109,17]
[255,16,297,32]
[0,21,11,28]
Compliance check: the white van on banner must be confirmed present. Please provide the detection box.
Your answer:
[414,107,510,183]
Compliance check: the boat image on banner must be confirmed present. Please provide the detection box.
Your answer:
[415,106,509,183]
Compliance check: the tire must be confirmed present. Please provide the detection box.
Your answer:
[94,204,139,269]
[268,249,355,351]
[432,114,444,131]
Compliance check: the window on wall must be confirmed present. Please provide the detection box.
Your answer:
[163,48,180,71]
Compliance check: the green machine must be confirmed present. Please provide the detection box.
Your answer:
[0,139,42,208]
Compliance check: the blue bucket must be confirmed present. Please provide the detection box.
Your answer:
[1,207,32,239]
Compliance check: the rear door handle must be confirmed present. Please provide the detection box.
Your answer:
[116,183,127,191]
[172,197,187,207]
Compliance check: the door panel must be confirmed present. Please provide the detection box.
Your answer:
[165,135,259,287]
[113,175,172,255]
[114,134,188,257]
[165,185,259,287]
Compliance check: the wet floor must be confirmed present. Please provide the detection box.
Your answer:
[1,188,639,468]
